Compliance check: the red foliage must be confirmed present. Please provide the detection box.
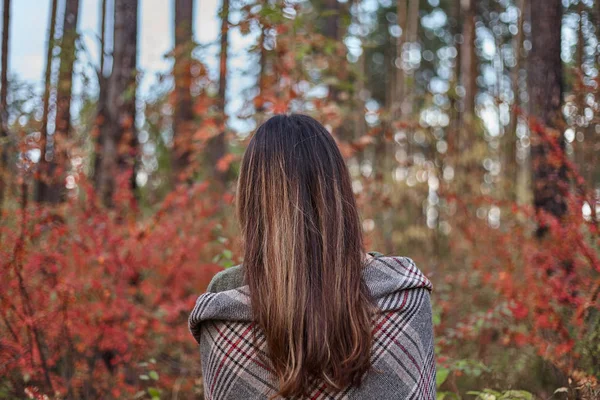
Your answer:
[435,119,600,378]
[0,178,228,398]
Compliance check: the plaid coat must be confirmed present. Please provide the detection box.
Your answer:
[189,256,436,399]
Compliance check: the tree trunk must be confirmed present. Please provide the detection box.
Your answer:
[172,0,194,182]
[94,0,138,207]
[93,0,107,193]
[454,0,477,194]
[592,0,600,192]
[446,0,460,161]
[573,2,587,183]
[394,0,407,119]
[0,0,8,110]
[323,0,341,106]
[34,0,59,203]
[55,0,79,140]
[528,0,567,236]
[323,0,340,40]
[400,0,418,117]
[459,0,477,137]
[405,0,419,45]
[505,0,525,201]
[206,0,228,182]
[49,0,80,202]
[0,0,10,211]
[256,24,268,113]
[99,0,107,76]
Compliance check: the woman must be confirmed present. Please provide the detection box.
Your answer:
[189,114,435,399]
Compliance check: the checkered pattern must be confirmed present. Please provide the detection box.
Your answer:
[189,256,436,399]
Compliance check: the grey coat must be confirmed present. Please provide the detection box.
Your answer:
[189,255,436,399]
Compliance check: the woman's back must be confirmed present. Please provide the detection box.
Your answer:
[189,255,435,399]
[189,114,435,399]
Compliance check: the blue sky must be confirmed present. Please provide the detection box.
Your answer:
[7,0,221,81]
[4,0,584,139]
[2,0,257,130]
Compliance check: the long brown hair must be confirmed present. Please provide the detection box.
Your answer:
[236,114,374,397]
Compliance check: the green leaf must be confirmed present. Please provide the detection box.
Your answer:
[432,309,442,326]
[467,389,533,400]
[499,390,532,400]
[148,387,161,398]
[468,393,496,400]
[483,389,502,396]
[149,370,159,381]
[436,367,450,388]
[437,392,461,400]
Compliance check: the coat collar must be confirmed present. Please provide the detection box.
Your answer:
[189,256,432,338]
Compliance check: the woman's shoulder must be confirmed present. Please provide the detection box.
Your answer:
[364,251,433,296]
[206,264,245,293]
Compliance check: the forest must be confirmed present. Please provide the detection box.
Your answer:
[0,0,599,398]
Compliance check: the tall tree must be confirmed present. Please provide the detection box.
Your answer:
[505,0,525,200]
[528,0,567,236]
[593,0,600,189]
[323,0,342,104]
[323,0,340,40]
[99,0,107,77]
[460,0,477,131]
[0,0,10,211]
[34,0,59,203]
[55,0,80,144]
[206,0,228,182]
[94,0,138,206]
[446,0,461,160]
[47,0,80,202]
[256,17,269,114]
[393,0,407,119]
[172,0,194,181]
[94,0,108,197]
[573,2,585,179]
[399,0,418,116]
[453,0,477,192]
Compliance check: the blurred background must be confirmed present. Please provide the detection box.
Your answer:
[0,0,599,398]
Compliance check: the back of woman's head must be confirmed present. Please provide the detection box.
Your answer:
[236,114,374,397]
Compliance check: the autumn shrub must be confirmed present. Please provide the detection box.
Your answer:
[1,34,598,397]
[1,123,599,399]
[350,118,600,396]
[427,126,600,396]
[0,178,232,398]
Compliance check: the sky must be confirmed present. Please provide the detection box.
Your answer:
[2,0,257,130]
[2,0,586,138]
